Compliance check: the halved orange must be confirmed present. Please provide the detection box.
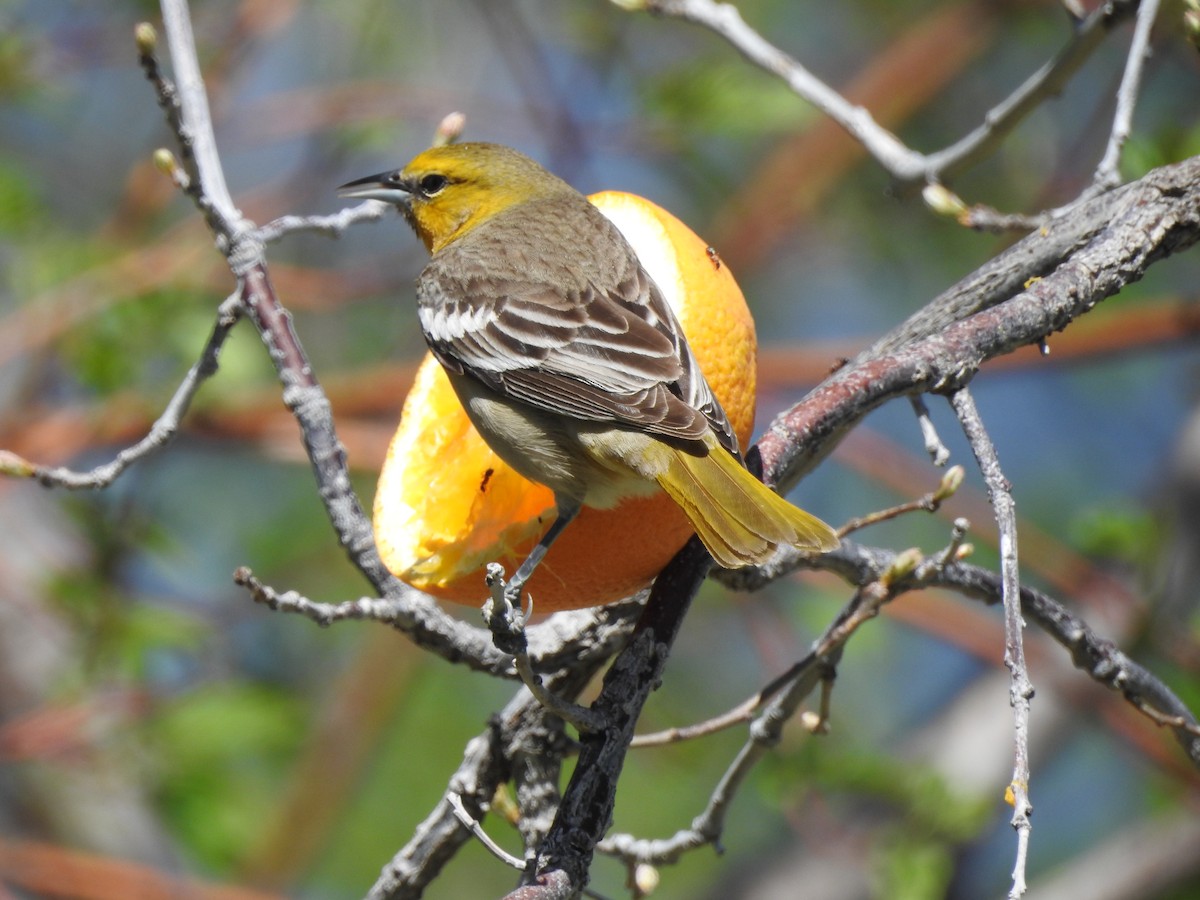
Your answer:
[373,191,758,612]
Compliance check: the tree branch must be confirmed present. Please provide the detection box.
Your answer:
[0,294,240,487]
[950,388,1033,899]
[599,536,1200,877]
[626,0,1140,189]
[755,154,1200,494]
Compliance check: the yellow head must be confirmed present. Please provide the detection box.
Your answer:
[339,142,576,254]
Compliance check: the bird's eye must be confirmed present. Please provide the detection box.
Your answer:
[419,173,448,196]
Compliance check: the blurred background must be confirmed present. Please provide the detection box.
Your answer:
[1,1,1199,898]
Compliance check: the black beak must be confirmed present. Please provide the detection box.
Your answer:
[337,170,412,205]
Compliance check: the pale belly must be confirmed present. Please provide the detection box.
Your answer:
[445,370,666,509]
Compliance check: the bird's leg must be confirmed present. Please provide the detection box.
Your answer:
[480,497,607,733]
[502,496,581,608]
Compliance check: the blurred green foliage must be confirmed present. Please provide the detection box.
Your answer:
[644,59,819,139]
[147,683,307,869]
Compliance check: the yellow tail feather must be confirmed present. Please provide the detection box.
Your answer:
[656,438,839,568]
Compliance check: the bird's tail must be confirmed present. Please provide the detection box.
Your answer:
[656,438,839,568]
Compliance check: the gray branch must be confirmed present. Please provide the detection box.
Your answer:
[951,388,1033,899]
[629,0,1142,192]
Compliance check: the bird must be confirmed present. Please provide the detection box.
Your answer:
[339,142,838,604]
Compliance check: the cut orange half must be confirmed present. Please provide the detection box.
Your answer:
[373,191,758,612]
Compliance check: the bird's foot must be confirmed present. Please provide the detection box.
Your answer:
[481,564,605,733]
[483,563,531,657]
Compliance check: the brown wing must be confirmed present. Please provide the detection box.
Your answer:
[416,198,740,457]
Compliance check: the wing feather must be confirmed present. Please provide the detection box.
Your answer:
[416,198,740,456]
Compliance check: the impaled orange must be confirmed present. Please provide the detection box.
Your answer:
[373,191,757,612]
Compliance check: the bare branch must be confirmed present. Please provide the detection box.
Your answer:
[447,793,526,871]
[508,540,714,897]
[951,388,1033,898]
[233,566,421,628]
[255,202,391,243]
[1091,0,1161,192]
[158,0,240,226]
[836,464,964,537]
[722,538,1200,767]
[629,697,757,748]
[626,0,1139,189]
[1,294,241,488]
[751,155,1200,495]
[602,552,927,868]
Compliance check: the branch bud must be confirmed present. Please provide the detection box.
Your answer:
[884,547,923,584]
[800,710,830,734]
[1005,779,1026,806]
[634,863,659,894]
[0,450,35,478]
[153,148,177,175]
[152,149,190,190]
[953,542,974,561]
[134,22,158,55]
[433,111,466,147]
[922,183,968,219]
[933,465,965,502]
[490,784,520,826]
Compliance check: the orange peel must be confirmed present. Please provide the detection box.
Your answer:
[373,191,758,612]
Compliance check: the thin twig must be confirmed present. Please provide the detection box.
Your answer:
[1091,0,1160,191]
[159,1,239,224]
[949,389,1032,899]
[629,648,822,749]
[256,108,465,243]
[959,204,1045,233]
[601,565,908,867]
[231,567,630,680]
[234,567,414,628]
[629,0,1137,187]
[255,201,391,244]
[630,697,758,748]
[910,395,951,465]
[1,294,242,488]
[725,537,1200,768]
[446,793,526,871]
[937,517,973,568]
[837,465,964,537]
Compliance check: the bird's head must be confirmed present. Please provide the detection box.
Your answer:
[339,142,575,254]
